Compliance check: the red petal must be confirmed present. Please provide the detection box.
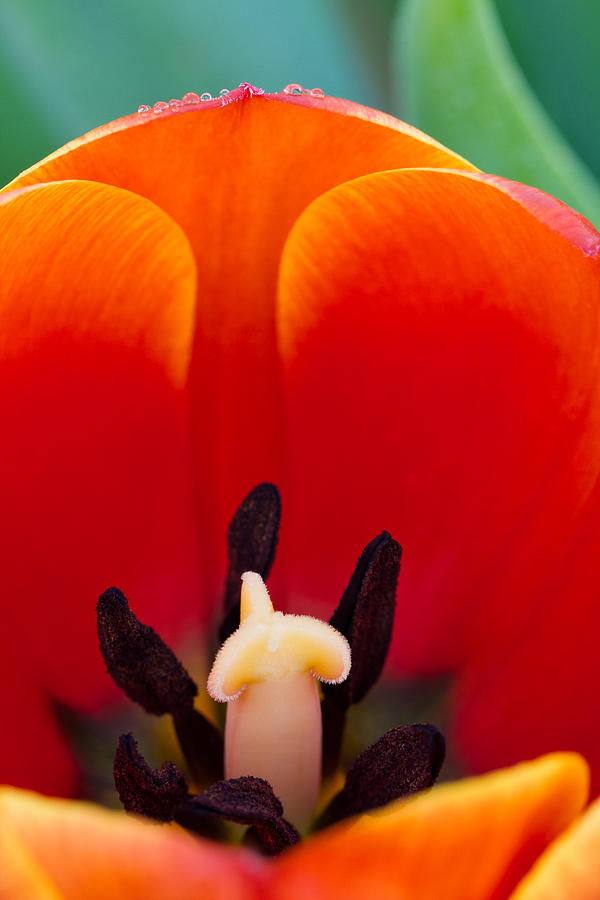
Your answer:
[1,642,79,797]
[0,181,200,788]
[278,168,600,774]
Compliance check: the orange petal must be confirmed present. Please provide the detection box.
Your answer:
[277,167,600,770]
[510,794,600,899]
[0,788,263,899]
[0,181,201,787]
[2,90,478,587]
[267,753,589,900]
[0,181,194,383]
[1,800,63,900]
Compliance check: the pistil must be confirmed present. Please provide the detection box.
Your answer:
[207,571,351,829]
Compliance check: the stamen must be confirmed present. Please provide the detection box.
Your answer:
[328,531,401,705]
[97,587,223,786]
[113,736,295,850]
[207,572,350,829]
[322,531,401,774]
[219,482,281,643]
[183,776,300,855]
[316,723,445,829]
[170,707,224,788]
[113,732,188,822]
[97,587,196,715]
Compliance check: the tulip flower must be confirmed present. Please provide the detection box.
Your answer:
[2,752,599,898]
[1,82,600,803]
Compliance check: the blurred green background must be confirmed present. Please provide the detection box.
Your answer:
[1,0,599,225]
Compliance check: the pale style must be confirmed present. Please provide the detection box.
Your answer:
[207,572,351,828]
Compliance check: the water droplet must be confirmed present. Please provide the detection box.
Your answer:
[153,101,168,114]
[183,91,201,104]
[282,83,304,95]
[219,88,230,97]
[238,82,264,96]
[308,88,325,98]
[168,98,183,107]
[200,92,212,102]
[137,105,151,114]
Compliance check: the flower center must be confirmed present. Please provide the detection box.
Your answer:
[96,483,446,854]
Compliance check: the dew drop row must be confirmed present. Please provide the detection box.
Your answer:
[138,82,325,115]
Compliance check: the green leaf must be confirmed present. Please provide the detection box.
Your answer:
[393,0,600,227]
[496,0,600,183]
[0,0,394,189]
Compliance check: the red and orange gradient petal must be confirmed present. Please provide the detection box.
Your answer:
[278,168,600,778]
[0,181,200,790]
[2,89,477,591]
